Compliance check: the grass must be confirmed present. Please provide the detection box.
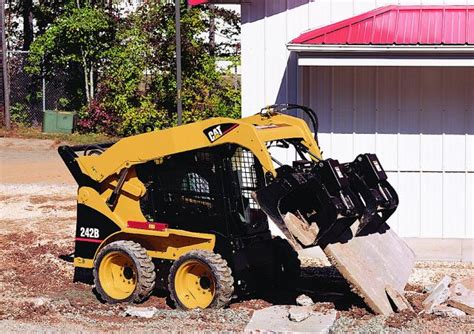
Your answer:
[0,125,119,145]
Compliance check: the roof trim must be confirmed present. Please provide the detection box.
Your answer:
[297,56,474,67]
[288,44,474,54]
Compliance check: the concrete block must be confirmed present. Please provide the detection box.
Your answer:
[123,306,157,318]
[448,279,474,315]
[423,275,451,313]
[432,305,466,317]
[296,294,314,307]
[289,306,312,322]
[245,305,337,333]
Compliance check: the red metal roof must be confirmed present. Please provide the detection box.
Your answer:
[291,5,474,45]
[188,0,209,5]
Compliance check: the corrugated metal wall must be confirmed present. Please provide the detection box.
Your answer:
[301,66,473,238]
[241,1,474,238]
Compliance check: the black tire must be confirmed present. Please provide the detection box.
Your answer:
[168,250,234,310]
[272,236,301,288]
[93,240,156,303]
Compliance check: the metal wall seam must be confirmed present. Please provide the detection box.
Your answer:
[441,67,445,238]
[397,66,402,234]
[352,67,357,161]
[330,66,335,154]
[419,67,424,237]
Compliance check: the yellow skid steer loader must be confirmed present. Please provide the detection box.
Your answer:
[59,104,414,314]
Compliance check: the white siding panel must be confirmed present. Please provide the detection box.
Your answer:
[443,173,467,238]
[399,135,420,170]
[376,135,399,171]
[354,67,376,134]
[318,133,332,158]
[443,68,467,171]
[308,0,331,28]
[333,67,354,134]
[421,68,443,171]
[375,0,397,7]
[332,134,355,162]
[399,67,421,171]
[421,135,443,171]
[397,172,421,237]
[354,134,376,156]
[467,68,474,172]
[241,1,265,115]
[466,173,474,238]
[420,173,443,237]
[264,2,287,105]
[332,0,355,22]
[443,135,466,172]
[467,136,474,171]
[354,0,377,15]
[386,171,400,232]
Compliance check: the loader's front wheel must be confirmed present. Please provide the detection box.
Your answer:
[168,250,234,310]
[94,240,156,303]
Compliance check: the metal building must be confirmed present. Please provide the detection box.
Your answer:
[236,2,474,251]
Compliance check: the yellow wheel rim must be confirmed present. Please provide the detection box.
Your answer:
[174,260,215,309]
[98,251,137,300]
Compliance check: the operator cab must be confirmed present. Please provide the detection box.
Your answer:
[136,144,269,239]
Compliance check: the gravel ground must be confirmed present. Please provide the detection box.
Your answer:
[0,138,473,333]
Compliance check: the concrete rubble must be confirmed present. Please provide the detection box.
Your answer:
[288,306,312,322]
[423,275,473,317]
[296,294,315,307]
[448,278,474,315]
[432,305,466,317]
[123,306,158,318]
[422,275,451,313]
[245,305,337,333]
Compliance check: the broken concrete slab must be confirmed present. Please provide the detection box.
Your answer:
[385,285,413,312]
[422,275,451,313]
[288,306,312,322]
[245,305,337,333]
[448,280,474,315]
[455,277,474,290]
[432,305,466,317]
[284,212,318,246]
[123,306,157,318]
[296,294,314,307]
[449,296,474,315]
[323,221,416,315]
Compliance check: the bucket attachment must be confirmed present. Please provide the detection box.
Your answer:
[254,153,415,315]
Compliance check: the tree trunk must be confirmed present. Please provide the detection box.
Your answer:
[22,0,34,50]
[82,56,90,103]
[90,65,94,100]
[208,4,215,57]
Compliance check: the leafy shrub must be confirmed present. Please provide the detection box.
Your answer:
[30,2,241,136]
[10,103,32,126]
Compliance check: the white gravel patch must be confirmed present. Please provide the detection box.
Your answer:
[0,183,76,221]
[0,183,76,196]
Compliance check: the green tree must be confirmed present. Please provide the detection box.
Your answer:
[79,2,241,136]
[27,6,117,106]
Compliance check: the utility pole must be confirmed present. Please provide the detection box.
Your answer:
[1,0,10,129]
[175,0,182,125]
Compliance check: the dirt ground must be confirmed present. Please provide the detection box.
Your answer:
[0,138,473,332]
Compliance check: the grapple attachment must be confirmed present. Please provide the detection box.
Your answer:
[254,153,415,315]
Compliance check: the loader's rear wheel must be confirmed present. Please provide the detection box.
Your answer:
[273,237,301,287]
[94,240,156,303]
[168,250,234,310]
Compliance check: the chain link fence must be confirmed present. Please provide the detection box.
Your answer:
[7,50,68,128]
